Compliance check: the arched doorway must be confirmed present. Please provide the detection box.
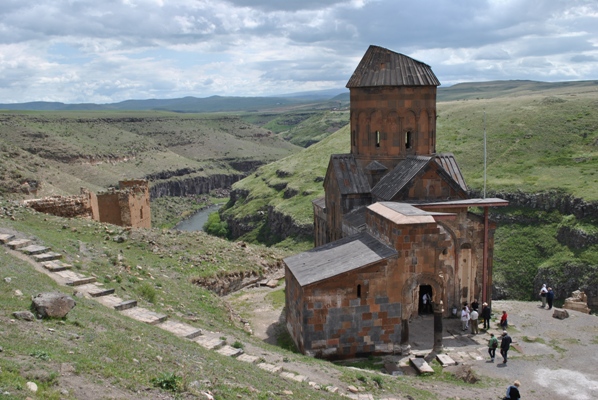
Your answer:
[418,284,433,315]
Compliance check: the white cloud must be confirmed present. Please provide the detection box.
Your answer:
[0,0,596,103]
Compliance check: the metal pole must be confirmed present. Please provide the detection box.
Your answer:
[483,111,487,199]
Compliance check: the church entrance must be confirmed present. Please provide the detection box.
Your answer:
[418,284,433,315]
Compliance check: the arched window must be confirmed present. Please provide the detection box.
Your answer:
[375,131,380,147]
[405,131,412,149]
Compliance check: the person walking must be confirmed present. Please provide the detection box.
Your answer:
[488,332,498,362]
[503,380,521,399]
[421,292,431,314]
[547,287,555,310]
[500,331,512,364]
[481,302,491,330]
[460,306,470,331]
[499,310,508,329]
[539,283,548,308]
[470,308,479,334]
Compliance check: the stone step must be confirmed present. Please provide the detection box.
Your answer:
[88,287,115,297]
[194,336,225,350]
[410,357,434,374]
[158,320,203,339]
[0,233,15,244]
[216,345,244,358]
[114,300,137,311]
[41,260,72,272]
[280,371,307,382]
[436,354,457,367]
[20,244,50,255]
[121,307,167,325]
[32,252,62,262]
[66,277,97,286]
[237,354,259,364]
[257,362,282,374]
[6,239,32,249]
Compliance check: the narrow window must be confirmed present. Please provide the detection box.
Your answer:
[375,131,380,147]
[140,208,143,220]
[357,284,362,298]
[352,130,356,147]
[405,131,412,149]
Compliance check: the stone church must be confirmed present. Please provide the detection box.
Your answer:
[284,45,508,358]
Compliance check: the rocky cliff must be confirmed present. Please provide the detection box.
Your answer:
[150,173,245,198]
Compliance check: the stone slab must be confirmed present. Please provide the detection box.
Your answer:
[88,287,115,297]
[468,351,484,361]
[257,362,282,374]
[7,239,32,249]
[66,277,97,286]
[237,354,259,364]
[159,320,203,339]
[20,244,50,255]
[195,336,225,350]
[0,233,15,243]
[41,260,72,272]
[409,357,434,374]
[216,345,244,358]
[32,252,62,262]
[121,307,167,325]
[280,371,307,382]
[436,354,457,367]
[95,294,125,308]
[114,300,137,311]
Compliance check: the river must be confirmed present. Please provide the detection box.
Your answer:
[174,204,222,231]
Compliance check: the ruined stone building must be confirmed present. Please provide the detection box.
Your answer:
[24,180,151,229]
[284,45,508,358]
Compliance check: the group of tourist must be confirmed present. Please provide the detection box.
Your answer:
[460,299,492,334]
[539,283,555,309]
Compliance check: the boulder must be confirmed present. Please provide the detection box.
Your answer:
[552,308,569,320]
[32,292,76,319]
[12,311,35,321]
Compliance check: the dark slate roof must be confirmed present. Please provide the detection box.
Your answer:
[285,232,397,287]
[343,206,367,231]
[329,154,371,195]
[312,196,325,209]
[365,160,388,172]
[435,153,467,192]
[371,155,433,200]
[346,45,440,88]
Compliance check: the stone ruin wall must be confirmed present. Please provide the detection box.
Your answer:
[23,189,93,219]
[24,181,151,229]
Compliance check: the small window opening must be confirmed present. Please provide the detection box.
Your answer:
[405,131,412,149]
[357,284,362,298]
[140,208,143,220]
[375,131,380,147]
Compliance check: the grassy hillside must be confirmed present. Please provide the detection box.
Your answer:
[0,111,300,198]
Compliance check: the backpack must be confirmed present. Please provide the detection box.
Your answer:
[492,340,498,349]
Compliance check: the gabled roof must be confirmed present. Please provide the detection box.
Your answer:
[371,155,432,200]
[371,154,468,201]
[285,232,397,287]
[435,153,467,192]
[346,45,440,88]
[327,154,371,195]
[365,160,388,172]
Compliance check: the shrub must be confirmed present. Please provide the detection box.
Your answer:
[150,372,181,392]
[203,212,229,238]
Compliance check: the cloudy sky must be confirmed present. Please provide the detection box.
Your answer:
[1,0,597,104]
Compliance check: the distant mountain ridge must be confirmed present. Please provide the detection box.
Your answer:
[2,80,597,112]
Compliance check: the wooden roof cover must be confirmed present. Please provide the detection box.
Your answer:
[329,154,371,195]
[346,45,440,88]
[284,232,397,287]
